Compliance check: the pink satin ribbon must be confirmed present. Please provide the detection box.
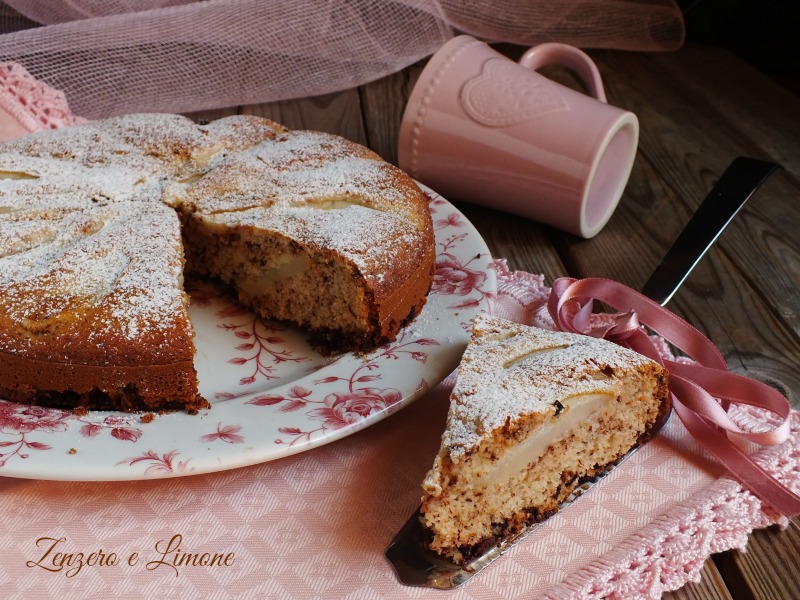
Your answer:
[548,277,800,517]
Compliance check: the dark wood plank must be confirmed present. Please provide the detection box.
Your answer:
[585,47,800,342]
[665,562,734,600]
[240,89,367,145]
[184,107,238,123]
[458,203,568,279]
[713,517,800,600]
[644,43,800,176]
[546,46,800,408]
[358,61,424,165]
[578,47,800,290]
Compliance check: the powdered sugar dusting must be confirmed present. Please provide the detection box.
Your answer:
[0,113,286,181]
[0,154,163,208]
[444,315,657,457]
[0,202,185,354]
[186,130,410,214]
[202,203,420,275]
[0,144,181,350]
[0,114,204,177]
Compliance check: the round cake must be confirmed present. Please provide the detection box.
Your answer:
[0,114,435,413]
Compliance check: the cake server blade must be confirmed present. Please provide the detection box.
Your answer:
[385,402,672,589]
[641,157,781,306]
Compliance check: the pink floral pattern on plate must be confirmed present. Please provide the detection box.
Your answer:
[0,187,496,480]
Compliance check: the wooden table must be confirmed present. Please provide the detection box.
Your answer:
[191,42,800,599]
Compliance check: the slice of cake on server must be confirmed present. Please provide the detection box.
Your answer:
[420,314,670,564]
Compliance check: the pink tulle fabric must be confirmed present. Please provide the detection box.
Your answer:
[0,0,684,118]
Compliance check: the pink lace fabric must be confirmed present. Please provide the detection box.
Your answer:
[0,62,86,137]
[0,0,684,118]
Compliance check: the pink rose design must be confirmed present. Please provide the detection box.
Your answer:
[309,387,402,430]
[433,258,487,296]
[0,402,71,434]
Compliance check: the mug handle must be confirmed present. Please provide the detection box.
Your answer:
[518,43,607,103]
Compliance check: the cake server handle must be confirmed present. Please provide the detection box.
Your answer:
[640,157,782,306]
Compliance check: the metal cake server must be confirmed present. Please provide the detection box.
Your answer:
[641,157,782,306]
[385,156,782,588]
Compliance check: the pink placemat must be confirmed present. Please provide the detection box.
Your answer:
[0,65,798,600]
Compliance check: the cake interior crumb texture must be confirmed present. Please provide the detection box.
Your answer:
[420,315,669,564]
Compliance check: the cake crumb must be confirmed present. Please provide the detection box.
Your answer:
[68,448,77,454]
[140,412,156,423]
[72,406,89,417]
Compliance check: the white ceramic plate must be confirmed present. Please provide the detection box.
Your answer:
[0,188,496,480]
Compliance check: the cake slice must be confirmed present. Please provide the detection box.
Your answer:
[421,315,669,564]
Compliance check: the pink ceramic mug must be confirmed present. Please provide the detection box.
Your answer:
[398,35,639,238]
